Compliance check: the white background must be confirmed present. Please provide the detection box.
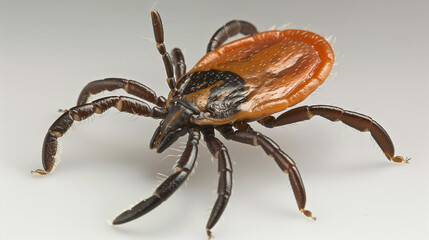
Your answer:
[1,1,428,239]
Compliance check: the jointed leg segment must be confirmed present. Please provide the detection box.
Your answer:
[217,123,315,220]
[171,48,187,80]
[112,128,200,225]
[207,20,258,53]
[77,78,166,107]
[32,96,168,175]
[151,10,176,90]
[202,127,233,238]
[258,105,407,163]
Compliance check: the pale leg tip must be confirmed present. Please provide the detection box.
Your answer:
[392,156,410,163]
[106,219,114,226]
[300,208,316,220]
[206,228,214,239]
[31,169,49,175]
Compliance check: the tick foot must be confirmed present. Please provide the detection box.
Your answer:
[31,169,49,175]
[206,228,214,239]
[392,156,410,163]
[301,208,316,220]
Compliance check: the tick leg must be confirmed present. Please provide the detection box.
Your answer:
[171,48,186,80]
[202,127,233,239]
[207,20,258,53]
[32,96,168,175]
[77,78,166,107]
[217,123,315,220]
[258,105,407,163]
[112,129,200,225]
[151,10,176,91]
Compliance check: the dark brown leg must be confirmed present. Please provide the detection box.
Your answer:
[32,96,168,175]
[171,48,186,80]
[76,78,166,107]
[112,128,200,224]
[258,105,407,163]
[151,10,176,91]
[207,20,258,53]
[217,123,316,220]
[202,127,233,239]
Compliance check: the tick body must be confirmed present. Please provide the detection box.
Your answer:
[33,10,407,238]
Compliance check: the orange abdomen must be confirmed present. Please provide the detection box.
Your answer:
[177,29,335,125]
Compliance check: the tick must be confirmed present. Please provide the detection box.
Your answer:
[33,10,407,238]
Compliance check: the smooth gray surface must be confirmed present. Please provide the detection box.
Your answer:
[1,1,428,239]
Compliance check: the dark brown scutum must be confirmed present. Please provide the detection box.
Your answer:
[207,20,258,53]
[217,123,313,217]
[32,96,167,175]
[112,128,200,225]
[178,70,246,119]
[202,127,233,238]
[77,78,166,107]
[258,105,402,162]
